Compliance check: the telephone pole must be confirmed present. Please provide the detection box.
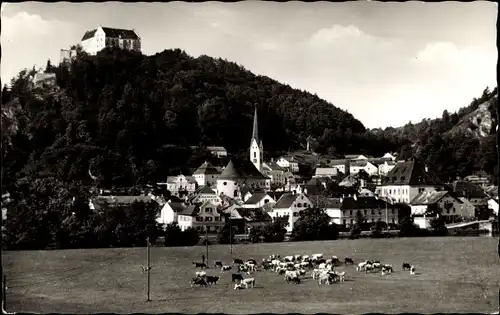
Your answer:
[205,226,209,265]
[229,217,233,254]
[146,237,151,302]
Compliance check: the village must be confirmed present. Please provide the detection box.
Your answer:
[87,106,499,241]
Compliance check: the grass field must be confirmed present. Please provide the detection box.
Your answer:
[3,237,500,314]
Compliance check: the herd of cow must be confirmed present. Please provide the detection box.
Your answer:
[189,253,417,289]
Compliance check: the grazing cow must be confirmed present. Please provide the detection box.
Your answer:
[381,265,393,275]
[311,269,322,280]
[410,266,416,275]
[335,271,346,282]
[285,271,300,284]
[284,255,294,262]
[233,258,244,265]
[277,268,287,275]
[239,264,250,274]
[191,277,208,287]
[294,254,302,261]
[214,260,223,268]
[356,261,368,271]
[300,261,311,269]
[247,259,257,265]
[195,271,207,278]
[297,269,307,276]
[234,282,246,290]
[318,273,335,285]
[221,265,232,272]
[344,257,354,264]
[364,264,374,273]
[318,262,327,270]
[232,273,244,283]
[315,258,326,265]
[372,262,382,269]
[312,253,323,260]
[206,276,220,285]
[241,277,256,288]
[302,255,310,261]
[193,262,207,269]
[402,262,411,271]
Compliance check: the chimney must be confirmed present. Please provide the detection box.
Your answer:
[425,165,428,173]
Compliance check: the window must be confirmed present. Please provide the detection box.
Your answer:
[205,217,213,222]
[391,209,395,214]
[293,212,298,217]
[297,203,302,207]
[196,216,203,222]
[371,210,374,215]
[214,217,219,221]
[391,218,395,224]
[206,208,212,213]
[364,210,367,215]
[234,190,238,197]
[254,152,256,158]
[196,226,201,231]
[350,210,353,216]
[223,182,227,186]
[343,219,346,226]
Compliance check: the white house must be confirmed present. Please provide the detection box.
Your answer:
[276,156,300,173]
[262,162,287,186]
[382,153,396,161]
[80,26,141,55]
[314,166,343,178]
[378,160,443,204]
[164,174,197,196]
[349,160,378,176]
[322,196,399,227]
[207,146,228,158]
[157,201,186,226]
[410,190,467,228]
[193,161,221,187]
[488,198,498,216]
[242,191,275,209]
[269,193,312,233]
[377,160,397,176]
[458,197,477,218]
[177,202,225,233]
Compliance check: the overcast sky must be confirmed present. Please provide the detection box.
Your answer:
[1,2,497,128]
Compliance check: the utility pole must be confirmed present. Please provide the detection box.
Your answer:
[385,199,388,230]
[229,216,233,254]
[205,226,209,265]
[2,274,6,312]
[146,237,151,302]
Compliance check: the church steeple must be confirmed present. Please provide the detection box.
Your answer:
[251,106,259,144]
[249,106,264,172]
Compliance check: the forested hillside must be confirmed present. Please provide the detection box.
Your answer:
[374,87,498,183]
[1,48,397,191]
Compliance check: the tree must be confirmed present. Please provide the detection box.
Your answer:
[291,207,339,241]
[217,222,236,244]
[429,216,448,236]
[349,210,365,239]
[263,217,288,243]
[370,220,386,238]
[45,60,55,73]
[164,223,183,247]
[398,217,420,237]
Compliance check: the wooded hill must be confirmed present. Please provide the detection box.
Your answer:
[1,48,397,190]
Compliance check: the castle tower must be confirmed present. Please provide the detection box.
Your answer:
[250,106,264,171]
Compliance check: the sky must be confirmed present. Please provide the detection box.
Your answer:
[1,2,497,129]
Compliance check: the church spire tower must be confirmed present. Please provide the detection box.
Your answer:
[250,106,264,171]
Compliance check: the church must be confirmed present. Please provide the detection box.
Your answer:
[216,107,271,199]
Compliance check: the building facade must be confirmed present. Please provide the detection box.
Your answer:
[80,26,141,55]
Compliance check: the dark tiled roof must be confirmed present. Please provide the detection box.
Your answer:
[273,193,298,209]
[81,29,97,41]
[198,185,216,194]
[235,207,272,222]
[383,160,443,186]
[193,162,221,175]
[267,191,285,201]
[350,160,368,167]
[207,146,227,152]
[322,198,342,209]
[452,180,487,198]
[243,191,270,205]
[265,162,285,171]
[261,202,274,212]
[410,191,462,206]
[341,196,393,210]
[219,159,268,180]
[178,205,200,216]
[167,201,188,213]
[101,27,140,40]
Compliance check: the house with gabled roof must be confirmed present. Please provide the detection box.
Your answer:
[177,201,226,233]
[314,164,344,178]
[80,26,141,55]
[224,206,272,234]
[378,159,444,204]
[242,190,275,209]
[269,193,313,233]
[193,161,222,187]
[164,174,197,197]
[262,161,287,186]
[410,190,467,228]
[187,185,222,206]
[157,201,187,226]
[206,146,228,158]
[276,156,300,173]
[349,160,378,176]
